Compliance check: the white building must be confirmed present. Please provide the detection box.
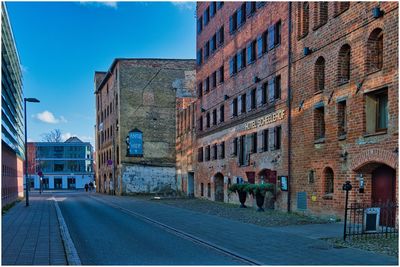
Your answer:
[28,137,94,190]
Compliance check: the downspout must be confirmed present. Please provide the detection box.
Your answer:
[287,2,293,212]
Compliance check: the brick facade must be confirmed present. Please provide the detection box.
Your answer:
[195,2,290,209]
[194,2,398,218]
[95,59,195,195]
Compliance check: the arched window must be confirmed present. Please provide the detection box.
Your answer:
[297,2,309,38]
[324,167,334,195]
[313,2,328,30]
[314,57,325,92]
[338,44,351,85]
[366,28,383,74]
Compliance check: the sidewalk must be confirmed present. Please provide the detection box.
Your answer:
[2,193,67,265]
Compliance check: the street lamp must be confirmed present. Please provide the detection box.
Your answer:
[24,97,40,206]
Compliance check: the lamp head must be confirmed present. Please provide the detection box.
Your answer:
[25,98,40,103]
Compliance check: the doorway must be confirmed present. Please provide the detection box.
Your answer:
[54,178,62,189]
[188,172,194,198]
[214,173,224,202]
[372,165,395,204]
[67,178,76,189]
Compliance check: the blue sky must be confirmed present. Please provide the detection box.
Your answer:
[6,1,196,147]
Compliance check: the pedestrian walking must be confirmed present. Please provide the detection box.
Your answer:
[85,183,89,192]
[89,181,93,191]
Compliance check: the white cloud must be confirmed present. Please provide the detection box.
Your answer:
[79,1,118,9]
[33,111,67,124]
[171,2,195,11]
[21,64,29,74]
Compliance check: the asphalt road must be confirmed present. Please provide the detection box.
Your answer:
[57,192,244,265]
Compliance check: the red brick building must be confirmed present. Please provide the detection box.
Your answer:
[195,2,290,209]
[194,2,398,218]
[290,2,398,217]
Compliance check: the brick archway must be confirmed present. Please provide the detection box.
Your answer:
[350,149,398,171]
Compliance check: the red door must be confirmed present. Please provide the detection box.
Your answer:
[372,165,395,204]
[372,165,396,226]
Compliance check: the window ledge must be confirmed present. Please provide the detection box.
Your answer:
[338,134,347,141]
[338,80,350,87]
[314,138,326,144]
[367,69,382,76]
[363,131,387,138]
[314,90,323,95]
[323,194,333,200]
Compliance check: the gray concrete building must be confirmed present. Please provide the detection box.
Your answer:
[94,58,195,195]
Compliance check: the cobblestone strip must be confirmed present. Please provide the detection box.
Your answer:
[53,197,81,265]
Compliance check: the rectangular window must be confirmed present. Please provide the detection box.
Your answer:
[201,183,204,196]
[198,82,203,97]
[365,89,388,134]
[205,145,211,161]
[233,138,238,156]
[212,109,217,126]
[263,129,269,151]
[314,106,325,140]
[204,7,210,25]
[251,132,257,153]
[197,49,203,65]
[229,55,237,76]
[207,183,211,197]
[232,98,238,117]
[237,3,246,27]
[275,75,281,100]
[212,71,217,89]
[206,112,210,128]
[218,65,224,83]
[241,93,247,113]
[268,25,275,50]
[198,147,204,162]
[239,135,246,165]
[204,41,210,59]
[210,2,216,18]
[246,2,257,17]
[199,116,203,131]
[262,82,268,104]
[197,17,203,33]
[337,100,347,138]
[275,126,281,150]
[220,141,225,159]
[257,34,263,58]
[217,26,224,46]
[247,39,256,64]
[275,20,281,46]
[229,12,238,34]
[256,2,266,8]
[240,48,246,69]
[210,34,216,52]
[220,105,225,123]
[268,78,275,103]
[205,77,210,93]
[212,144,218,160]
[250,88,256,110]
[217,2,224,10]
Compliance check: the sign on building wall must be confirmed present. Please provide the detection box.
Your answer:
[126,128,143,157]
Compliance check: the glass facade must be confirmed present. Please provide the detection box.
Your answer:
[1,2,24,159]
[35,142,93,174]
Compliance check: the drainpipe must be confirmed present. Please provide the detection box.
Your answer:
[287,2,293,213]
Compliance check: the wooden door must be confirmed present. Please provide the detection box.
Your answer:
[372,165,396,226]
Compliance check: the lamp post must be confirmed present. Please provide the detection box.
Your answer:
[24,97,40,206]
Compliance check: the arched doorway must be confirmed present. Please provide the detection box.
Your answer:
[214,173,224,202]
[372,165,395,204]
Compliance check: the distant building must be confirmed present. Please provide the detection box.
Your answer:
[1,2,25,206]
[27,137,94,190]
[94,58,195,195]
[176,98,197,196]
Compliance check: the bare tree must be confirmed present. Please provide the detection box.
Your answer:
[41,129,62,142]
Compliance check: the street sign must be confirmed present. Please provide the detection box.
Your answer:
[107,159,113,166]
[37,171,43,177]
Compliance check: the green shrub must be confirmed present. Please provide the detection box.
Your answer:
[247,183,274,196]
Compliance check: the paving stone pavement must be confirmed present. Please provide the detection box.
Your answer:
[2,193,67,265]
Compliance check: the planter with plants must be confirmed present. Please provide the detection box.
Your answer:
[247,183,275,212]
[228,183,249,208]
